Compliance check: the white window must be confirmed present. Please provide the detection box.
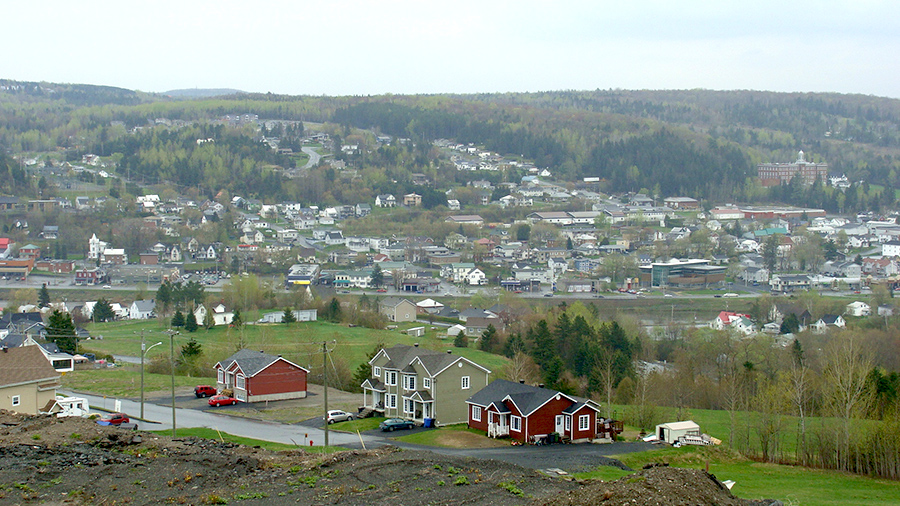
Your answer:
[511,415,521,432]
[11,395,20,407]
[565,416,571,431]
[423,377,431,389]
[579,414,590,431]
[386,394,397,409]
[373,366,381,378]
[403,375,416,391]
[385,371,397,386]
[404,399,414,414]
[217,369,224,383]
[461,376,470,390]
[472,406,482,422]
[236,374,245,390]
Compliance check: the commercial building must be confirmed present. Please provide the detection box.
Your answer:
[758,150,828,187]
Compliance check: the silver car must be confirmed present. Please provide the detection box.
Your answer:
[325,409,354,424]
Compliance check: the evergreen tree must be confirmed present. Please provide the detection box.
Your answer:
[503,333,526,358]
[479,324,497,352]
[324,297,342,322]
[171,309,185,327]
[181,337,203,362]
[283,307,296,324]
[454,330,468,348]
[371,264,384,287]
[184,312,199,332]
[781,313,800,334]
[231,308,243,328]
[92,298,116,323]
[156,281,172,315]
[352,342,385,391]
[38,283,51,308]
[46,309,76,354]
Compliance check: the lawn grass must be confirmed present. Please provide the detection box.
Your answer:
[576,445,900,506]
[393,424,482,446]
[60,365,203,398]
[148,427,347,453]
[330,417,385,433]
[81,319,510,378]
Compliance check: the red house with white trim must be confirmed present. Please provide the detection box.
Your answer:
[466,379,601,443]
[214,349,308,403]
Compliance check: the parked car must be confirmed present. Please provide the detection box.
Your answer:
[194,385,217,398]
[379,418,416,432]
[543,293,553,297]
[96,413,130,426]
[208,395,239,407]
[325,409,354,424]
[376,288,387,293]
[722,293,739,298]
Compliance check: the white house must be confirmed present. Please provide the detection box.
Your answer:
[655,420,701,444]
[464,268,487,286]
[128,299,156,320]
[811,314,847,334]
[845,301,871,317]
[194,304,234,326]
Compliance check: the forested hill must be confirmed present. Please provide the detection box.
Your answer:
[2,78,900,208]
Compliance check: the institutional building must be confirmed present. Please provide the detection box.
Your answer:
[757,150,828,187]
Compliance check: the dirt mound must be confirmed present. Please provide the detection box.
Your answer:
[544,464,782,506]
[0,411,780,505]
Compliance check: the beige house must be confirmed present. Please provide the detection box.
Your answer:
[361,344,491,425]
[379,297,417,322]
[0,346,60,414]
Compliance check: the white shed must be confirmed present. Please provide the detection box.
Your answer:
[655,420,701,444]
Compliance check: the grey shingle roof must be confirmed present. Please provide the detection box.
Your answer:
[378,344,482,377]
[216,349,299,377]
[466,379,594,418]
[0,346,60,388]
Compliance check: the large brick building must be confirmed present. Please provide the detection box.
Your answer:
[758,150,828,187]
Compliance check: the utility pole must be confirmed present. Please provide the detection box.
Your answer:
[165,329,180,436]
[323,341,329,447]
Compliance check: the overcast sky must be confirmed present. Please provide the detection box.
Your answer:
[4,1,900,98]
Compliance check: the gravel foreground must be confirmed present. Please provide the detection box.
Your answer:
[0,410,780,505]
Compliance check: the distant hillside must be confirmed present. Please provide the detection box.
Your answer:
[163,88,245,98]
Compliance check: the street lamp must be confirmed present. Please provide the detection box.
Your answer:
[140,331,163,420]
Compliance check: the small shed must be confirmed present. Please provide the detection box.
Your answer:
[655,420,701,444]
[406,326,425,337]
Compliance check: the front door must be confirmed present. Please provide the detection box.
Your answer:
[555,415,564,434]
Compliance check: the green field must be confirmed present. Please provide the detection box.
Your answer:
[81,319,510,377]
[577,445,900,506]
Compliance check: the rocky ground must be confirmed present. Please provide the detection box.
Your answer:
[0,411,780,505]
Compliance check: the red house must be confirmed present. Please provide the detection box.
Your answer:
[466,379,601,443]
[214,349,308,403]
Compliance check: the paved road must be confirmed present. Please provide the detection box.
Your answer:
[63,391,375,448]
[301,146,322,169]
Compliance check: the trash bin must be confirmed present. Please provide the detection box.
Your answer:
[423,418,434,428]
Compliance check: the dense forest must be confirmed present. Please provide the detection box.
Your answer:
[2,79,900,207]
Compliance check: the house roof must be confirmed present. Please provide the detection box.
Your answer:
[131,299,156,312]
[380,297,414,309]
[374,344,490,376]
[657,420,700,431]
[215,349,308,377]
[466,379,586,418]
[0,345,60,388]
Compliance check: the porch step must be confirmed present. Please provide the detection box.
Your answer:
[357,407,376,418]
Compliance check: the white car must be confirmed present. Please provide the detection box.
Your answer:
[325,409,354,424]
[722,292,739,298]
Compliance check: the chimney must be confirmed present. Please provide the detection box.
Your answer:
[519,379,525,384]
[277,354,282,358]
[414,343,419,347]
[446,350,452,354]
[538,383,545,388]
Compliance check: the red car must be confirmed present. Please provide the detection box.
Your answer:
[194,385,217,398]
[96,413,130,426]
[208,395,239,407]
[376,288,387,293]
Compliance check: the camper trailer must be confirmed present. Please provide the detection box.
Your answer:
[41,396,91,418]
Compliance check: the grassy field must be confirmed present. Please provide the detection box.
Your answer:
[80,319,510,377]
[60,365,204,397]
[330,417,386,433]
[576,445,900,506]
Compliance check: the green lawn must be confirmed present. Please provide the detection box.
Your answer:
[81,319,509,378]
[330,417,385,433]
[576,445,900,506]
[61,365,204,397]
[393,424,482,446]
